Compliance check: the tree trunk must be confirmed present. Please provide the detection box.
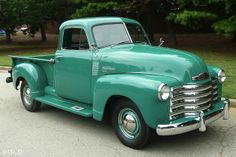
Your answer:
[167,21,177,46]
[5,30,11,43]
[40,24,47,41]
[146,14,155,44]
[148,32,155,44]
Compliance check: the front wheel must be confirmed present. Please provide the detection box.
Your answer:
[20,80,41,112]
[112,99,151,149]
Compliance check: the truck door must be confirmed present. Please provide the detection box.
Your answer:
[54,27,92,104]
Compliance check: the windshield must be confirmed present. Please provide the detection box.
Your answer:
[93,23,131,48]
[92,23,150,48]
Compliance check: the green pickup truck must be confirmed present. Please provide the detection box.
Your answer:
[6,17,230,149]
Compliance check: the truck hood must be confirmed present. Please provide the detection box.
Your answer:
[99,44,209,84]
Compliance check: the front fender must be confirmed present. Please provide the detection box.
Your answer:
[207,65,222,97]
[93,74,179,129]
[12,63,47,98]
[207,65,221,78]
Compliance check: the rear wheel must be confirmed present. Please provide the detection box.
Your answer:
[20,80,41,112]
[112,99,151,149]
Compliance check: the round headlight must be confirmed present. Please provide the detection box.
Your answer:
[158,84,170,101]
[218,69,226,83]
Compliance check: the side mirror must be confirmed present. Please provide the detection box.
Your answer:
[91,43,98,50]
[158,38,164,47]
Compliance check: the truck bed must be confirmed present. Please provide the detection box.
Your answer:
[11,54,55,86]
[10,54,55,63]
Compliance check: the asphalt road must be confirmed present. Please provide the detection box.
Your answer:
[0,71,236,157]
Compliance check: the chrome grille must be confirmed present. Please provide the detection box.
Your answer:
[170,79,218,120]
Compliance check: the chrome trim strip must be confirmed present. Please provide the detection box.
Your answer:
[172,92,213,102]
[171,98,212,110]
[174,88,213,96]
[172,79,217,91]
[192,72,209,81]
[179,82,210,89]
[170,104,211,116]
[123,22,133,43]
[156,100,230,136]
[170,78,219,120]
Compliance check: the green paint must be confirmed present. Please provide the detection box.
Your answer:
[9,17,226,130]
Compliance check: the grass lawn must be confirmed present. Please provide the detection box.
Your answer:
[0,34,56,66]
[0,34,235,99]
[182,49,236,99]
[169,34,236,99]
[0,47,54,66]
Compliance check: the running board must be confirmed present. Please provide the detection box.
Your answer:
[35,95,93,117]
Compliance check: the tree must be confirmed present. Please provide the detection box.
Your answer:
[167,0,236,41]
[0,0,78,42]
[0,0,26,42]
[23,0,58,41]
[71,0,179,45]
[53,0,79,25]
[213,0,236,41]
[71,0,122,18]
[122,0,179,45]
[24,0,79,41]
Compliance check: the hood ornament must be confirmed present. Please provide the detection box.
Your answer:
[192,72,209,81]
[158,38,164,47]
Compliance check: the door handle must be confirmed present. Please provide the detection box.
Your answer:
[49,58,55,64]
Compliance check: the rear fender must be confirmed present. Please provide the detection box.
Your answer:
[12,63,47,98]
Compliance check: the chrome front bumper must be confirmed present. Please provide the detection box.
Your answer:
[156,99,230,136]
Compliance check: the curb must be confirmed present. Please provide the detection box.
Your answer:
[0,66,11,70]
[230,99,236,108]
[0,66,10,73]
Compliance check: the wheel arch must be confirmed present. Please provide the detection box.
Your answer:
[12,63,47,98]
[103,95,134,122]
[92,74,172,129]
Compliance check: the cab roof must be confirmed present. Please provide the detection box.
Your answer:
[59,17,140,30]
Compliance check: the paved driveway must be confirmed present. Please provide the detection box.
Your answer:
[0,71,236,157]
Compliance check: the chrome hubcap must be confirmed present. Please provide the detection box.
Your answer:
[118,108,141,139]
[23,85,32,106]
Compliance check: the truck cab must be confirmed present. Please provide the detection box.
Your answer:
[6,17,230,149]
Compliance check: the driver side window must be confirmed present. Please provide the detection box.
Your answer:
[62,28,89,50]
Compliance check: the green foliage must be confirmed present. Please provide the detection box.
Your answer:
[0,0,77,41]
[167,11,217,29]
[0,0,27,40]
[122,0,152,15]
[21,0,52,36]
[71,1,120,18]
[1,0,235,41]
[71,0,162,19]
[167,0,236,40]
[213,16,236,39]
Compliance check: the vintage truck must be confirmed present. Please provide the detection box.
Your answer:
[6,17,230,149]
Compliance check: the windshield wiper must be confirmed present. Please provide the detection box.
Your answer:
[110,41,132,48]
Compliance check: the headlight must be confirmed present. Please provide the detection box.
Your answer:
[158,83,170,101]
[218,69,226,83]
